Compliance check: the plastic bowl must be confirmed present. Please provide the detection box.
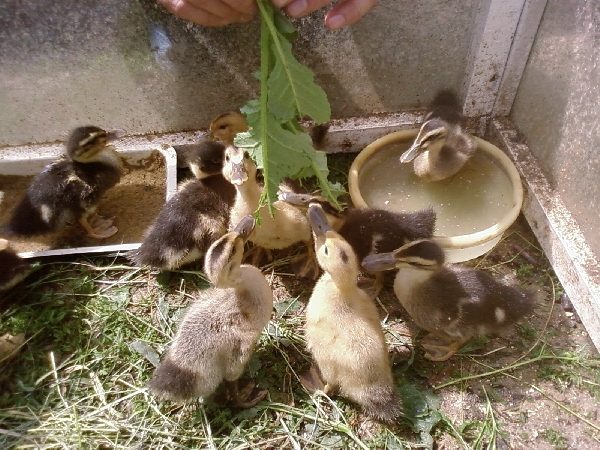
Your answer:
[348,129,523,263]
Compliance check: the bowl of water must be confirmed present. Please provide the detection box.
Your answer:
[348,129,523,262]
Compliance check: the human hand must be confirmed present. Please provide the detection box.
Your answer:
[271,0,378,29]
[157,0,258,27]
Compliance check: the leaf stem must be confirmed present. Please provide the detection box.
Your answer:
[258,0,274,213]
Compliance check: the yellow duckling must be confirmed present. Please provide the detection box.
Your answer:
[304,204,402,423]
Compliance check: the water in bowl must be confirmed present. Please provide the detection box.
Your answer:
[358,142,515,237]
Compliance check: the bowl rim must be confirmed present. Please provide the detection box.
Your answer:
[348,129,523,250]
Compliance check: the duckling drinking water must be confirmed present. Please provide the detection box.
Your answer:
[4,126,123,239]
[222,146,318,278]
[130,139,235,270]
[150,216,273,405]
[400,90,476,181]
[362,239,535,361]
[0,239,32,292]
[304,204,402,423]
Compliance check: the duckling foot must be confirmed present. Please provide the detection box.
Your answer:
[299,365,326,393]
[357,273,383,299]
[290,253,320,280]
[243,246,273,267]
[421,334,466,361]
[80,213,118,239]
[225,379,267,409]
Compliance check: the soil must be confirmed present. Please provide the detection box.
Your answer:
[0,151,166,253]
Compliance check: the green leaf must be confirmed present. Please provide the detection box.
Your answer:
[259,2,331,124]
[267,34,331,123]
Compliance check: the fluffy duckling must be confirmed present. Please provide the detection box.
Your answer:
[210,111,248,145]
[304,204,402,423]
[400,90,476,181]
[150,216,273,405]
[4,126,123,239]
[130,140,235,270]
[0,239,32,291]
[278,192,436,262]
[222,146,317,278]
[362,239,535,361]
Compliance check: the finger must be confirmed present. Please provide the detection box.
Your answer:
[223,0,257,17]
[158,0,232,26]
[325,0,378,29]
[283,0,332,18]
[185,0,249,22]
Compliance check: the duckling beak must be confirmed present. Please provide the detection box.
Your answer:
[307,204,331,238]
[230,163,248,185]
[361,252,398,273]
[399,140,423,163]
[233,215,255,240]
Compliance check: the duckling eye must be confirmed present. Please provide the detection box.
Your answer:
[323,246,328,256]
[219,124,228,130]
[225,154,230,162]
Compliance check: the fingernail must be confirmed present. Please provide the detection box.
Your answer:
[287,0,308,17]
[326,14,346,30]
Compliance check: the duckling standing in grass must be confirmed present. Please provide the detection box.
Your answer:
[3,126,122,239]
[362,239,535,361]
[304,204,402,423]
[150,216,273,406]
[130,139,235,270]
[0,239,32,291]
[400,90,476,181]
[222,146,318,278]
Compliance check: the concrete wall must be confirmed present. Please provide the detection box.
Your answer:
[0,0,478,146]
[511,0,599,259]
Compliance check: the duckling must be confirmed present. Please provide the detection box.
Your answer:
[400,90,476,181]
[210,111,248,145]
[304,204,402,423]
[3,126,123,239]
[0,239,32,291]
[361,239,535,361]
[149,216,273,405]
[278,192,436,262]
[130,139,235,270]
[222,145,318,278]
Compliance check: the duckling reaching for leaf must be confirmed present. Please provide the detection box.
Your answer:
[362,239,535,361]
[0,239,32,292]
[400,90,476,181]
[150,216,273,406]
[4,126,123,239]
[222,145,318,278]
[130,140,235,270]
[304,204,402,423]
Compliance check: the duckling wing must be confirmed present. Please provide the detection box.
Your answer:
[452,269,534,332]
[5,161,86,235]
[131,180,229,269]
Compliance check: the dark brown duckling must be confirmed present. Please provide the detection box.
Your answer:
[129,139,235,270]
[277,192,436,262]
[362,239,535,361]
[0,239,32,291]
[3,126,123,239]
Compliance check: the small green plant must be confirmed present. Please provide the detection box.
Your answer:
[541,428,568,449]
